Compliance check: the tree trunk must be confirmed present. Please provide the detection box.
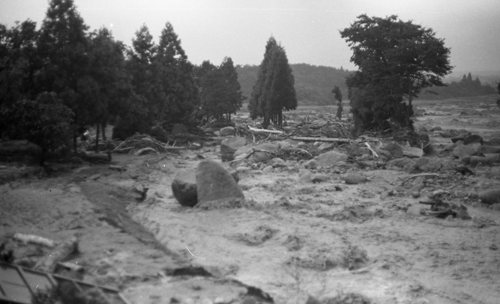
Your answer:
[278,111,283,128]
[95,123,100,152]
[73,134,77,153]
[101,121,106,140]
[263,113,270,129]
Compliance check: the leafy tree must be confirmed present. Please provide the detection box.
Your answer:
[341,15,451,134]
[0,20,42,137]
[332,85,343,120]
[249,37,297,128]
[9,92,73,165]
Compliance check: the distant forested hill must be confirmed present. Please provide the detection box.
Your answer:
[419,72,496,100]
[236,63,352,106]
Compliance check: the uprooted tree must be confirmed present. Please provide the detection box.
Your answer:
[341,15,452,135]
[249,37,297,128]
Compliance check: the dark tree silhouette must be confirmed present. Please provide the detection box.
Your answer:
[249,37,297,128]
[341,15,451,134]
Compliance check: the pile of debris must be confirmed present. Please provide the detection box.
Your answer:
[113,133,183,155]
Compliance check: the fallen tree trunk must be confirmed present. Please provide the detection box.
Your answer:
[248,126,284,135]
[290,136,352,143]
[34,236,79,273]
[13,233,55,248]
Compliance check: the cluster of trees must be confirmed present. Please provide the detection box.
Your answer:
[249,37,297,128]
[419,72,496,99]
[0,0,244,163]
[341,15,452,134]
[194,57,244,123]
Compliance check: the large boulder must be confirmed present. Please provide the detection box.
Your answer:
[479,189,500,205]
[220,136,247,161]
[171,169,198,207]
[314,150,348,167]
[196,160,245,207]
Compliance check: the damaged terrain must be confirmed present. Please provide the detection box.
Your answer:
[1,96,500,304]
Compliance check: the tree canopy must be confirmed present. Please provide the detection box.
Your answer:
[249,37,297,128]
[197,57,243,122]
[341,15,451,134]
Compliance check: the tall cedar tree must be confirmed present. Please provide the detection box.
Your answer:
[38,0,92,150]
[87,28,129,148]
[341,15,451,134]
[249,37,297,128]
[114,25,156,139]
[153,22,198,128]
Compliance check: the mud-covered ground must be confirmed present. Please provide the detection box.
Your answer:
[1,96,500,304]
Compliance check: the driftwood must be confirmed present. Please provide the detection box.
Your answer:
[35,236,79,273]
[248,126,284,135]
[364,142,379,158]
[13,233,56,248]
[290,136,352,143]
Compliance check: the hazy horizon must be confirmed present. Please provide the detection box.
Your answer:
[1,0,500,74]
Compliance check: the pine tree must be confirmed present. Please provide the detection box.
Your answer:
[249,37,297,128]
[38,0,91,150]
[153,22,198,128]
[219,57,244,121]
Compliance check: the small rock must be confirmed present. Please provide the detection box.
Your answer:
[270,157,286,168]
[402,146,424,158]
[479,189,500,205]
[317,142,335,153]
[315,150,348,167]
[219,126,236,136]
[342,173,368,184]
[220,136,247,161]
[311,174,329,183]
[196,160,245,207]
[452,142,482,159]
[379,142,403,159]
[304,159,318,169]
[172,169,198,207]
[262,165,273,173]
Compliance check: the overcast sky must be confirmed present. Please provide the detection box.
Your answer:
[1,0,499,73]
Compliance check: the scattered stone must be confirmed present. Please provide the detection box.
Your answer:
[386,157,417,172]
[402,146,424,158]
[379,142,403,159]
[414,157,457,172]
[452,142,482,159]
[262,165,273,173]
[314,150,348,168]
[342,174,368,185]
[311,174,329,183]
[220,126,236,136]
[172,169,198,207]
[452,134,483,145]
[479,189,500,205]
[270,157,286,168]
[220,136,247,161]
[304,159,318,170]
[317,142,335,153]
[196,160,245,208]
[249,142,280,163]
